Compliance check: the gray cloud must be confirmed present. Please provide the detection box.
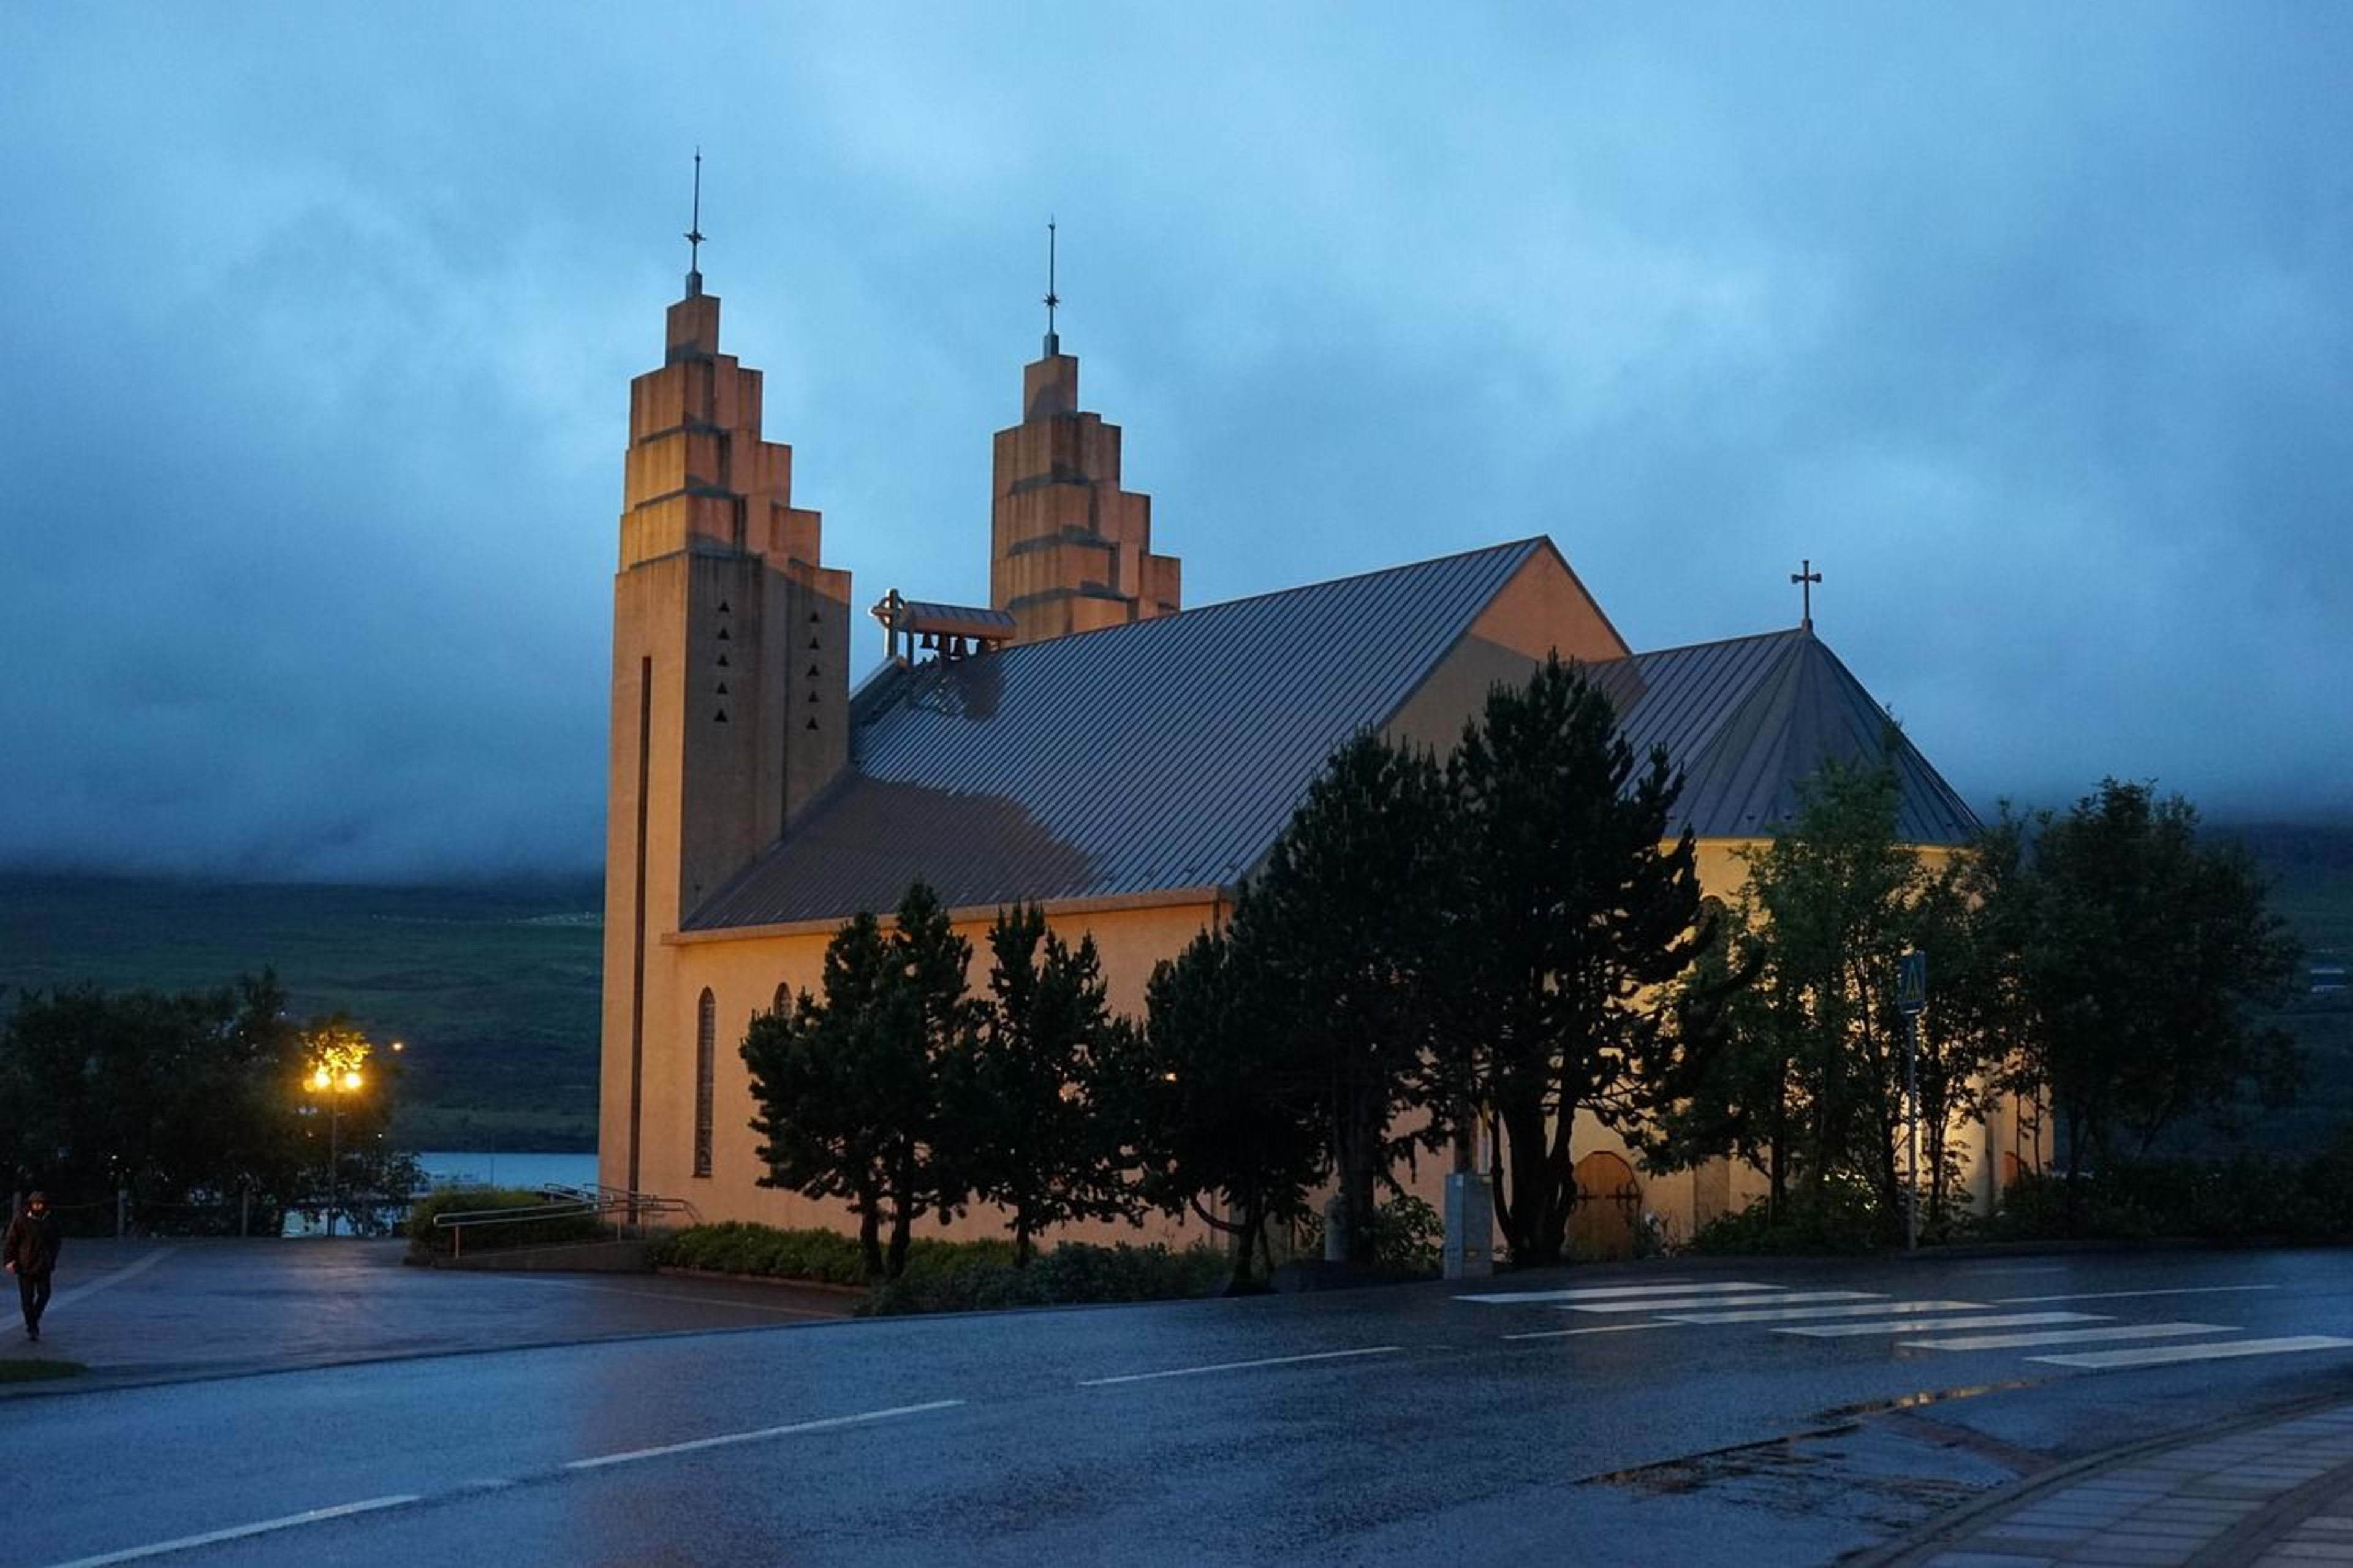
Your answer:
[2,4,2347,882]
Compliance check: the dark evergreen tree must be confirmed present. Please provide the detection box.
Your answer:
[1447,654,1710,1266]
[2006,780,2301,1218]
[1127,926,1326,1290]
[1238,731,1455,1267]
[961,903,1140,1265]
[741,883,976,1281]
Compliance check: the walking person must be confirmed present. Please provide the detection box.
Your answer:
[4,1191,62,1342]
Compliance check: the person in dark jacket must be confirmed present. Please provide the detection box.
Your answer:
[4,1191,62,1341]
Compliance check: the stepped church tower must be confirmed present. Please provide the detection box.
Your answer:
[988,227,1180,643]
[601,233,854,1200]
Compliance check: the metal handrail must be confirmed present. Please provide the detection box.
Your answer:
[433,1183,700,1259]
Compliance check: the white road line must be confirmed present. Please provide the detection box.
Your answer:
[1903,1322,2234,1352]
[1455,1282,1778,1304]
[1779,1311,2105,1338]
[1503,1322,1677,1343]
[2029,1335,2353,1370]
[567,1399,964,1469]
[48,1246,178,1309]
[499,1276,847,1319]
[1993,1285,2282,1305]
[1661,1299,1987,1325]
[1078,1346,1403,1387]
[1563,1290,1879,1315]
[47,1494,422,1567]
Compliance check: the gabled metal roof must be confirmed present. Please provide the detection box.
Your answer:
[689,540,1547,928]
[1586,628,1980,844]
[688,547,1980,932]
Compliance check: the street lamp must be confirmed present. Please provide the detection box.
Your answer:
[302,1029,372,1237]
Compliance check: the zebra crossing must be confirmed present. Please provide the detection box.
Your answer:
[1454,1279,2353,1369]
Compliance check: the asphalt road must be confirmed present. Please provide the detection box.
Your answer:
[13,1246,2353,1566]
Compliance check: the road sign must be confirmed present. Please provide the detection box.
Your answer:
[1897,949,1928,1017]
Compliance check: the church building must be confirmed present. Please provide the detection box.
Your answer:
[597,250,2015,1251]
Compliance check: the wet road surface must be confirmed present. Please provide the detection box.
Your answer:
[12,1245,2353,1566]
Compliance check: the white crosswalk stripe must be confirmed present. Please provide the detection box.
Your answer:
[1455,1282,1778,1305]
[1453,1278,2352,1374]
[1779,1311,2105,1338]
[2028,1335,2353,1369]
[1993,1285,2280,1305]
[1563,1290,1879,1314]
[1661,1298,1987,1324]
[1902,1321,2233,1352]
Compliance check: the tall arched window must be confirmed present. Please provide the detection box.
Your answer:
[773,982,790,1016]
[694,988,716,1178]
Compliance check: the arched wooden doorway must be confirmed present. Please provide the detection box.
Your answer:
[1569,1150,1643,1262]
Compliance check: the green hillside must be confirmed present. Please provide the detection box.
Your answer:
[0,875,602,1150]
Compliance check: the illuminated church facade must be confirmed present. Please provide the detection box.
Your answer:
[596,256,2020,1252]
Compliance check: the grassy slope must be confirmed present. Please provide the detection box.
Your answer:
[0,875,602,1150]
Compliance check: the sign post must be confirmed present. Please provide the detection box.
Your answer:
[1896,950,1928,1252]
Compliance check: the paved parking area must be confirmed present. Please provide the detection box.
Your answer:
[1,1237,856,1392]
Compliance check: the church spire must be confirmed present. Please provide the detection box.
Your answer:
[990,246,1181,645]
[684,148,706,298]
[1042,216,1060,357]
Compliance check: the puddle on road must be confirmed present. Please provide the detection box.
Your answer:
[1581,1411,2033,1537]
[1813,1379,2040,1422]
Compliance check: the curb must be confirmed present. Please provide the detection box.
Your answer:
[1849,1388,2353,1566]
[654,1265,866,1297]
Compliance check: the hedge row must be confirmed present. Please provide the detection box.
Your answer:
[1683,1153,2353,1254]
[863,1240,1229,1316]
[1988,1156,2353,1242]
[650,1221,1229,1312]
[650,1221,875,1286]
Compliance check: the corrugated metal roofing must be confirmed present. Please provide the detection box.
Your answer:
[689,547,1980,931]
[1587,629,1980,844]
[689,540,1546,928]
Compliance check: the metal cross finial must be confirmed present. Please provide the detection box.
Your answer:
[1791,558,1822,632]
[684,148,706,295]
[1042,216,1061,356]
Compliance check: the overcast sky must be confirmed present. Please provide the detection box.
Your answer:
[2,6,2347,882]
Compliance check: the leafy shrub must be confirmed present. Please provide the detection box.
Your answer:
[1373,1195,1442,1274]
[1686,1180,1892,1254]
[1289,1195,1446,1276]
[406,1187,610,1256]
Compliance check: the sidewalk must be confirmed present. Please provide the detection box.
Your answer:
[0,1237,857,1395]
[1880,1398,2353,1567]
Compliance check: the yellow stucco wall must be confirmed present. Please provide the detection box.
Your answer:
[611,895,1229,1246]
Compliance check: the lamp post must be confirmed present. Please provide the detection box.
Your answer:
[1896,950,1928,1252]
[303,1028,372,1237]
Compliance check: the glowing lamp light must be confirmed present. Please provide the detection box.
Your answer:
[309,1067,332,1091]
[342,1069,363,1091]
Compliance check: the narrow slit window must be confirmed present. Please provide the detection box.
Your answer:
[694,988,716,1178]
